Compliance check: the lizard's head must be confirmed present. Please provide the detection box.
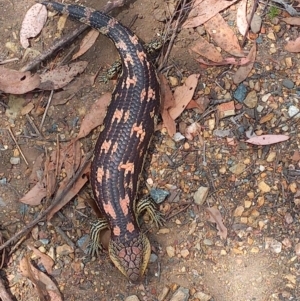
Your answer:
[108,232,151,282]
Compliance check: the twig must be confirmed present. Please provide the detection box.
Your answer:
[0,151,92,252]
[39,90,54,132]
[25,114,42,137]
[7,127,29,166]
[0,58,19,65]
[54,226,76,250]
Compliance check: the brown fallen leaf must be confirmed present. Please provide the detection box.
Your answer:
[205,13,245,57]
[190,36,224,63]
[39,61,89,90]
[196,56,251,66]
[20,4,47,49]
[169,74,200,120]
[72,28,100,60]
[233,43,257,84]
[206,207,228,239]
[281,17,300,26]
[186,97,210,112]
[27,242,54,275]
[19,181,47,206]
[246,134,289,145]
[0,67,40,94]
[29,153,45,184]
[183,0,239,28]
[76,92,112,140]
[19,256,62,301]
[159,74,176,137]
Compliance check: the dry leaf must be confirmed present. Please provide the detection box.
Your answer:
[169,74,200,120]
[72,29,100,60]
[183,0,239,28]
[246,134,289,145]
[196,56,251,66]
[27,243,54,275]
[159,74,176,137]
[282,17,300,26]
[0,67,40,94]
[19,181,47,206]
[233,43,257,84]
[39,61,89,90]
[76,92,111,140]
[285,37,300,53]
[205,13,244,57]
[21,102,35,115]
[206,207,228,239]
[190,36,223,63]
[20,4,47,48]
[19,257,62,301]
[236,0,248,36]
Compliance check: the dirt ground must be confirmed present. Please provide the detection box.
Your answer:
[0,0,300,300]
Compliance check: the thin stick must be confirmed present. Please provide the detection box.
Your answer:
[0,151,92,252]
[7,127,29,166]
[0,58,19,65]
[25,114,42,137]
[39,90,54,132]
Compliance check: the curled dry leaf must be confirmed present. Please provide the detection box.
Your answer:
[72,29,100,60]
[39,61,89,90]
[0,67,40,94]
[205,13,244,57]
[183,0,239,28]
[206,207,228,239]
[159,74,176,137]
[20,4,47,49]
[19,257,62,301]
[169,74,200,120]
[236,0,248,36]
[76,92,112,140]
[19,181,47,206]
[246,134,289,145]
[233,43,257,84]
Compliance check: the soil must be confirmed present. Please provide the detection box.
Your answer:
[0,0,300,301]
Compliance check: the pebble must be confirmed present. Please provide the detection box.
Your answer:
[250,13,262,33]
[256,105,264,113]
[125,295,140,301]
[288,105,300,118]
[166,246,175,258]
[180,249,189,258]
[282,79,294,89]
[150,188,169,204]
[213,129,232,137]
[258,181,271,193]
[261,93,271,102]
[173,132,185,142]
[203,239,213,246]
[229,163,246,175]
[194,291,212,301]
[233,84,248,102]
[56,244,74,256]
[150,253,158,263]
[244,90,258,108]
[10,157,20,165]
[234,206,244,217]
[265,237,282,253]
[158,286,170,301]
[266,151,276,162]
[193,186,209,205]
[170,287,190,301]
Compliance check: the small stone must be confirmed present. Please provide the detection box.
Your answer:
[169,76,178,86]
[193,291,212,301]
[285,212,293,224]
[266,151,276,162]
[267,31,276,40]
[150,253,158,263]
[250,13,262,33]
[203,239,213,246]
[56,244,74,256]
[244,90,258,108]
[125,295,140,301]
[244,200,252,208]
[265,237,282,253]
[258,181,271,193]
[256,105,264,112]
[10,157,20,165]
[217,101,235,119]
[207,119,215,130]
[233,84,248,102]
[261,93,271,102]
[282,79,294,89]
[170,287,190,301]
[250,247,260,253]
[220,249,227,255]
[193,186,209,205]
[229,163,246,175]
[157,228,170,234]
[288,105,300,118]
[219,166,226,174]
[289,182,297,193]
[295,243,300,256]
[234,206,244,217]
[166,246,175,258]
[180,249,189,258]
